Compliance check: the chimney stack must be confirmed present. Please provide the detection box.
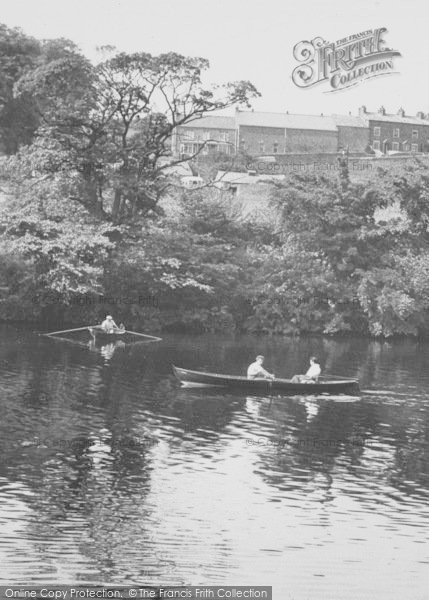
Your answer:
[397,107,405,117]
[416,111,425,119]
[358,105,367,116]
[378,106,386,115]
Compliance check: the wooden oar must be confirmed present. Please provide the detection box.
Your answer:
[319,374,358,381]
[43,325,161,342]
[43,335,90,348]
[44,325,98,336]
[125,330,162,341]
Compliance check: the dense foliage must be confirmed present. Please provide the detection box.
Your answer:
[249,160,429,337]
[2,24,429,337]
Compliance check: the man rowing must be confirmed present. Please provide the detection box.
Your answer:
[247,355,275,380]
[100,315,122,333]
[291,356,321,383]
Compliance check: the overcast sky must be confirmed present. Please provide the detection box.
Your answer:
[2,0,428,116]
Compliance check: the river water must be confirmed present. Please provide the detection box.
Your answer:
[0,324,428,599]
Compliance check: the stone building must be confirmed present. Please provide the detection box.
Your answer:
[359,106,429,153]
[171,115,236,159]
[236,110,338,154]
[170,107,429,158]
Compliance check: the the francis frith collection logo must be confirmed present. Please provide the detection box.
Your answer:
[292,28,401,92]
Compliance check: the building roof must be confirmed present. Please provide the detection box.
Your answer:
[237,110,338,131]
[331,114,368,128]
[179,115,235,130]
[362,112,429,126]
[176,109,429,133]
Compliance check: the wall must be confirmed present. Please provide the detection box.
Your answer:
[337,126,369,152]
[238,125,285,155]
[284,129,338,153]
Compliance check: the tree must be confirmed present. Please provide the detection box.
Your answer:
[0,23,41,153]
[102,188,268,332]
[12,47,260,225]
[0,159,117,321]
[0,34,260,323]
[265,161,429,337]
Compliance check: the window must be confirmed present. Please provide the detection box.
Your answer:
[184,130,195,140]
[373,127,381,137]
[393,128,400,138]
[181,143,196,155]
[219,132,228,142]
[412,130,418,139]
[372,140,380,150]
[273,142,279,154]
[392,142,399,151]
[259,141,265,153]
[203,131,211,141]
[240,139,246,151]
[411,143,419,152]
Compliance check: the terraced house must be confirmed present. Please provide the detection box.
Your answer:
[359,106,429,153]
[171,107,429,158]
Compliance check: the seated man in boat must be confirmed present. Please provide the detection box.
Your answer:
[247,355,274,380]
[291,356,321,383]
[100,315,121,333]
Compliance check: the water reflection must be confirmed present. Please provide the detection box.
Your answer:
[0,326,428,597]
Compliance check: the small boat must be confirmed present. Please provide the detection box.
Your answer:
[88,326,126,342]
[43,325,162,344]
[173,366,360,396]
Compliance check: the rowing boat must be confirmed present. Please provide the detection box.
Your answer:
[173,366,360,395]
[43,324,162,343]
[88,326,126,342]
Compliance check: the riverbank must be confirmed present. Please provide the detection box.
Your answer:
[3,152,429,338]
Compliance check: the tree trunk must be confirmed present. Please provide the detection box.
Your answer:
[112,189,122,223]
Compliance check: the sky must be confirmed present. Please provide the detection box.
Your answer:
[1,0,428,117]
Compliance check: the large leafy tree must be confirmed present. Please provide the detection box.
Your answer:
[268,167,386,333]
[102,189,270,332]
[265,160,429,337]
[0,35,259,316]
[11,46,259,225]
[0,24,41,153]
[356,160,429,336]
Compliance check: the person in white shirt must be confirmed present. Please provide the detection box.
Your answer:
[100,315,120,333]
[291,356,321,383]
[247,355,274,380]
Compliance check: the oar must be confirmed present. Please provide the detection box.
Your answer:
[43,335,90,348]
[319,374,358,381]
[43,325,98,336]
[124,330,162,341]
[43,325,161,341]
